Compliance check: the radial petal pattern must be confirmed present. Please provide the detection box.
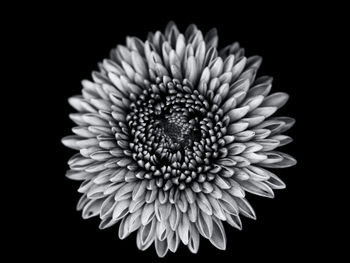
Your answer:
[62,22,296,257]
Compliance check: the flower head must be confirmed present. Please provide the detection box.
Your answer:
[62,22,296,257]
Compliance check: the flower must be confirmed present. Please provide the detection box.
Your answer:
[62,21,296,257]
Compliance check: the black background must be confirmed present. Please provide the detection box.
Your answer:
[12,2,339,262]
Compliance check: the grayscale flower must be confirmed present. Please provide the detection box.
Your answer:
[62,22,296,257]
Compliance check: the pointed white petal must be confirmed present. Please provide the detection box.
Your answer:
[141,203,155,225]
[227,105,250,123]
[82,198,104,219]
[112,199,130,220]
[100,194,116,219]
[185,56,199,84]
[167,230,180,253]
[260,152,297,168]
[197,193,213,215]
[188,223,200,253]
[219,192,238,215]
[209,218,226,250]
[178,214,190,245]
[235,197,256,219]
[225,213,242,230]
[155,237,169,258]
[240,180,274,198]
[197,210,213,239]
[261,92,289,109]
[131,51,148,77]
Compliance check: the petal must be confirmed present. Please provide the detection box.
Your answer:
[83,114,107,126]
[242,95,265,111]
[216,158,237,167]
[225,213,242,230]
[261,92,289,109]
[240,180,274,198]
[246,55,262,69]
[156,220,168,241]
[112,199,130,220]
[208,195,226,220]
[229,79,250,97]
[197,193,213,215]
[209,218,226,250]
[255,139,281,151]
[129,198,146,213]
[131,51,148,77]
[87,184,108,199]
[247,76,273,97]
[214,176,231,189]
[227,179,245,198]
[68,96,87,112]
[100,194,117,219]
[250,107,277,118]
[61,135,81,150]
[167,230,180,253]
[76,193,89,211]
[138,219,156,249]
[114,182,136,201]
[90,151,112,161]
[227,143,246,155]
[260,152,297,168]
[185,188,196,204]
[188,223,200,253]
[260,151,284,164]
[118,216,131,239]
[235,130,256,142]
[89,98,111,111]
[155,238,169,258]
[76,138,99,149]
[187,202,198,222]
[227,105,250,123]
[72,126,95,138]
[270,135,293,146]
[141,203,155,225]
[231,57,246,81]
[271,117,296,133]
[129,209,142,233]
[235,197,256,219]
[82,198,105,219]
[223,54,235,72]
[241,152,267,164]
[205,27,218,48]
[132,180,148,201]
[209,57,224,78]
[185,56,199,84]
[252,128,271,140]
[265,173,286,189]
[178,214,190,245]
[169,205,180,231]
[243,165,270,181]
[99,216,118,230]
[241,115,265,127]
[195,41,206,69]
[222,96,237,113]
[65,170,94,181]
[219,192,238,215]
[197,210,213,239]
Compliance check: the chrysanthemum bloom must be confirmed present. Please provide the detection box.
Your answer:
[62,22,296,257]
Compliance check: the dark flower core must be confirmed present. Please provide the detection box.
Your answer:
[127,77,222,190]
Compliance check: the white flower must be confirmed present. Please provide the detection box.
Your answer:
[62,21,296,257]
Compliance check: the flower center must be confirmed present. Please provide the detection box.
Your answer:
[157,112,201,151]
[126,77,220,190]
